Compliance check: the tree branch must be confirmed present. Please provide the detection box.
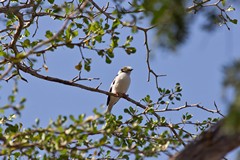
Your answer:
[23,0,89,58]
[170,119,240,160]
[16,63,147,110]
[155,103,225,117]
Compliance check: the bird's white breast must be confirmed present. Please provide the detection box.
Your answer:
[112,72,131,94]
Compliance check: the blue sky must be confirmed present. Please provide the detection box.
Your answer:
[1,1,240,159]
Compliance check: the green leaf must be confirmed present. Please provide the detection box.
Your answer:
[84,58,91,72]
[65,127,72,134]
[8,114,16,121]
[8,95,15,103]
[160,117,166,123]
[13,152,20,158]
[72,30,78,38]
[35,118,40,126]
[84,64,90,72]
[104,23,110,30]
[6,20,14,27]
[131,25,138,33]
[143,95,152,103]
[124,108,130,114]
[52,4,62,13]
[24,29,30,37]
[78,114,85,123]
[129,107,135,114]
[45,30,53,38]
[222,0,226,6]
[5,124,19,133]
[97,50,104,57]
[107,48,114,58]
[230,19,238,24]
[110,36,119,48]
[127,35,133,41]
[66,43,74,48]
[160,100,165,104]
[176,97,181,101]
[175,83,182,92]
[105,56,112,64]
[182,112,193,121]
[186,113,193,120]
[99,136,107,145]
[48,0,54,4]
[83,17,89,25]
[125,47,136,54]
[0,66,5,71]
[112,19,121,30]
[95,35,102,43]
[65,28,71,42]
[226,6,235,12]
[22,39,31,48]
[31,41,39,47]
[124,35,134,47]
[165,89,170,94]
[76,23,83,28]
[114,138,121,146]
[0,50,7,57]
[75,61,82,71]
[122,155,129,160]
[69,115,75,122]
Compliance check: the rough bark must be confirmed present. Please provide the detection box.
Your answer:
[170,119,240,160]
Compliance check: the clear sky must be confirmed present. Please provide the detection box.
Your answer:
[1,1,240,159]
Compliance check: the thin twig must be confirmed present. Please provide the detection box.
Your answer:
[71,71,100,82]
[0,63,13,80]
[155,103,225,117]
[24,0,89,58]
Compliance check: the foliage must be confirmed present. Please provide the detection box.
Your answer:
[0,0,237,159]
[223,60,240,133]
[0,83,222,159]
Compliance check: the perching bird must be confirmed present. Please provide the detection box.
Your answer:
[106,66,133,113]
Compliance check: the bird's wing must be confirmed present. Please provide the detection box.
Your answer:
[106,77,116,106]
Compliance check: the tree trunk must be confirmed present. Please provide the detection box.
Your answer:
[170,119,240,160]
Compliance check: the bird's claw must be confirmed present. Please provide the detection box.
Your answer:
[116,93,129,97]
[123,93,129,97]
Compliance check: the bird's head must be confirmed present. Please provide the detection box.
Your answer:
[119,66,133,74]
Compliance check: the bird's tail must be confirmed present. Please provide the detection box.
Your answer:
[105,104,113,114]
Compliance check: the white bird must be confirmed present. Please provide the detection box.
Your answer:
[106,66,133,113]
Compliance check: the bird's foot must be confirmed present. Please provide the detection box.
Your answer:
[123,93,129,97]
[116,92,128,97]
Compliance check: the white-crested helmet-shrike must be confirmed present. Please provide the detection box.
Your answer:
[106,66,133,113]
